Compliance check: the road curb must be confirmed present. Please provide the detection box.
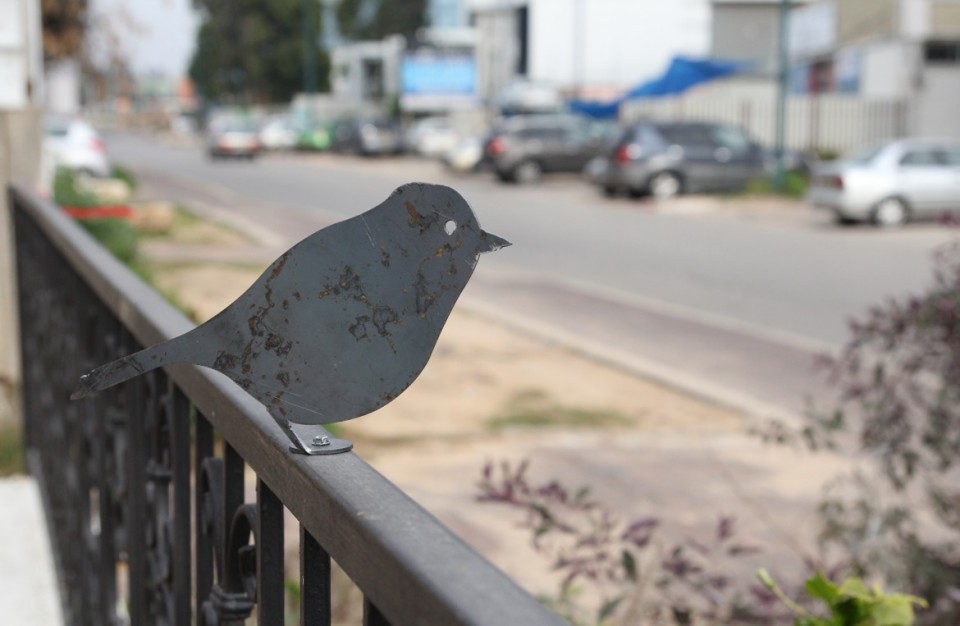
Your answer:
[460,294,808,429]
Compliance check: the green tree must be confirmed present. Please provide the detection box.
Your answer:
[189,0,330,103]
[336,0,428,42]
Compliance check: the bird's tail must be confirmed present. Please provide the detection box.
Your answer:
[71,338,187,400]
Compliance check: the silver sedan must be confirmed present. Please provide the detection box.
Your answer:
[808,139,960,226]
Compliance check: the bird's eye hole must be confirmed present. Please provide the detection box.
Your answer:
[444,220,457,235]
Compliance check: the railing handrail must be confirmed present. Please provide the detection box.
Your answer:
[10,184,563,625]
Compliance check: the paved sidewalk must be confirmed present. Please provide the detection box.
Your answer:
[0,476,63,625]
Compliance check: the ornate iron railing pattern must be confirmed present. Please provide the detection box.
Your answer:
[10,185,564,626]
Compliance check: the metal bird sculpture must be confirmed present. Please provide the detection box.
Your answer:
[72,183,510,454]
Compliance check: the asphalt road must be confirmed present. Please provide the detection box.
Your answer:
[107,131,957,419]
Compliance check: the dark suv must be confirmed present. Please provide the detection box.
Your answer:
[591,122,769,198]
[485,114,615,184]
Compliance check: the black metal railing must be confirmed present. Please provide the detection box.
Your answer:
[9,185,564,626]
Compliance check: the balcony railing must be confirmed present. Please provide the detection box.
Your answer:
[9,184,564,626]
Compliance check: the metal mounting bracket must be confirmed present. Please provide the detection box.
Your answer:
[286,423,354,456]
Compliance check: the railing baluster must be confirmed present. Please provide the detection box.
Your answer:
[300,525,332,626]
[257,479,285,625]
[171,387,192,625]
[363,597,392,626]
[224,442,245,544]
[126,337,148,625]
[195,412,214,623]
[10,184,567,626]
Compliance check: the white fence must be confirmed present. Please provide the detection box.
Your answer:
[620,89,908,154]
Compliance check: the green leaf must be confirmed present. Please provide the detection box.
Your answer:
[837,578,872,601]
[621,550,637,582]
[598,596,624,622]
[872,594,927,626]
[805,572,841,604]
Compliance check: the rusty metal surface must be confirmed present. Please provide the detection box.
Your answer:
[73,183,509,452]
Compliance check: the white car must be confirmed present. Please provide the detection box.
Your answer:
[259,114,299,151]
[404,116,461,158]
[44,115,111,178]
[808,139,960,226]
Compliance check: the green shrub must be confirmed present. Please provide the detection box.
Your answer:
[111,165,138,193]
[744,171,808,199]
[0,424,23,476]
[79,218,139,265]
[52,167,99,207]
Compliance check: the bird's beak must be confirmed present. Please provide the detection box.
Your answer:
[479,230,511,254]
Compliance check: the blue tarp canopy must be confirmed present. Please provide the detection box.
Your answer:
[569,56,744,119]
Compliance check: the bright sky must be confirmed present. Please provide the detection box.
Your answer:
[91,0,199,78]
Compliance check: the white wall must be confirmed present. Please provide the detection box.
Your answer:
[859,40,914,98]
[914,66,960,139]
[528,0,712,90]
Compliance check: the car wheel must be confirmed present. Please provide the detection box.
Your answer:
[602,185,618,197]
[872,197,909,228]
[648,171,682,200]
[512,160,542,184]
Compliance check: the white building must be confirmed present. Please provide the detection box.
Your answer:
[788,0,960,138]
[469,0,713,104]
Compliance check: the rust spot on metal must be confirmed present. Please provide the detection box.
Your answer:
[270,252,289,280]
[282,299,290,310]
[405,201,424,226]
[213,352,239,371]
[293,291,302,301]
[350,316,370,341]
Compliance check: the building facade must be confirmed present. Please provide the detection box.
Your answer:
[469,0,713,105]
[788,0,960,138]
[711,0,810,73]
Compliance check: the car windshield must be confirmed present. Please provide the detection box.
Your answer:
[213,118,257,133]
[44,117,71,137]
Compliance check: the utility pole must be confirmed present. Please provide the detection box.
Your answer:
[573,0,585,99]
[774,0,790,191]
[303,0,318,94]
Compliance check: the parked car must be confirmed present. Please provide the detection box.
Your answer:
[590,122,774,199]
[330,118,403,156]
[404,116,461,158]
[43,115,111,177]
[207,117,261,159]
[484,114,616,183]
[259,114,300,151]
[807,139,960,226]
[442,136,485,173]
[297,121,333,151]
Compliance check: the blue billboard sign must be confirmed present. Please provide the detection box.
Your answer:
[401,53,477,111]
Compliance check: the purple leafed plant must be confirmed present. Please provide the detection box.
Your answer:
[476,460,789,625]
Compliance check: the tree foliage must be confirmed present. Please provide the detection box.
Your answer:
[41,0,89,59]
[336,0,428,42]
[189,0,329,103]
